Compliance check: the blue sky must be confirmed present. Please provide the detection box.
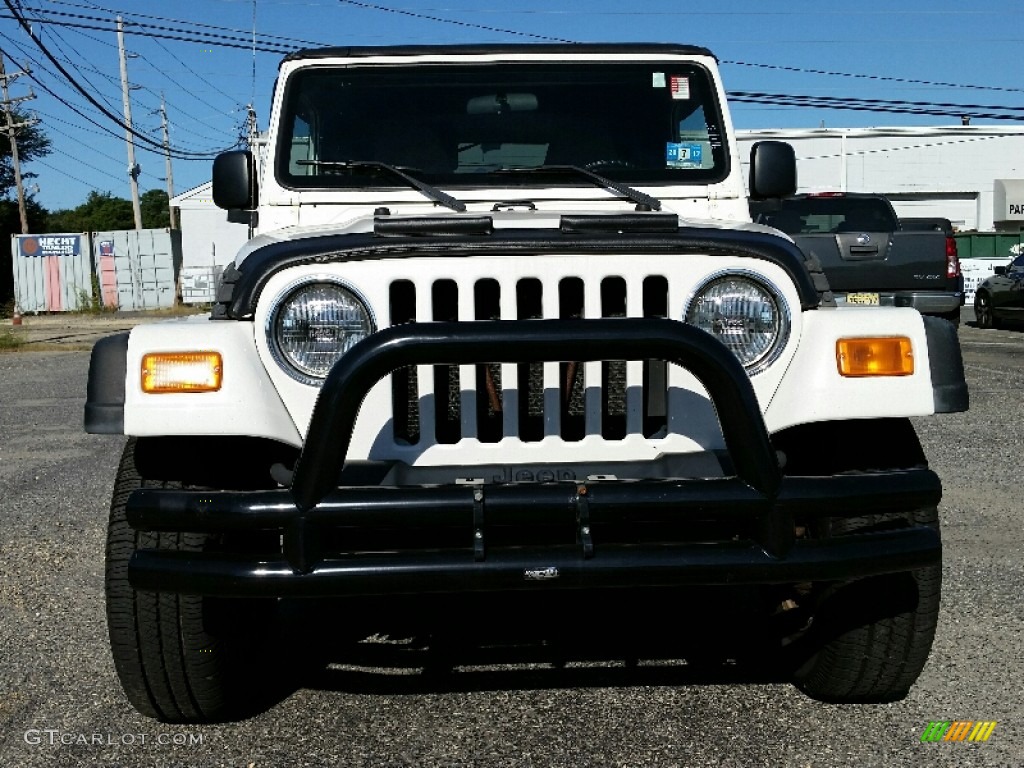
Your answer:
[1,0,1022,212]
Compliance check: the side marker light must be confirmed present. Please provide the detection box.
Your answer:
[141,352,223,393]
[836,337,914,377]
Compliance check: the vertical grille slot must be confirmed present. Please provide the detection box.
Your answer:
[643,276,669,438]
[517,278,545,443]
[389,280,419,445]
[601,276,627,440]
[432,280,461,444]
[474,279,503,444]
[559,277,586,442]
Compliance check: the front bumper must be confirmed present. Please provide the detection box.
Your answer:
[122,318,943,597]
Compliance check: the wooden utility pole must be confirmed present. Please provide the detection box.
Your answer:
[116,16,142,230]
[159,93,176,228]
[0,53,37,234]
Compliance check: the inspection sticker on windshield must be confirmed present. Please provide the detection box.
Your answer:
[670,76,690,99]
[666,142,703,168]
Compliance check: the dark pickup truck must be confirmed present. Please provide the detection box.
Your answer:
[751,193,964,324]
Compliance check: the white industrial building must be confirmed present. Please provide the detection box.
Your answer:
[170,182,251,302]
[737,125,1024,232]
[170,182,251,269]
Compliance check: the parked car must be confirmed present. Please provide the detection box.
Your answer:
[974,254,1024,328]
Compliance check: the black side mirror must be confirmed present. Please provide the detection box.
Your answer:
[749,141,797,200]
[212,150,257,210]
[994,265,1007,276]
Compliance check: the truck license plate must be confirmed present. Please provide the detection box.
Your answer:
[846,293,880,305]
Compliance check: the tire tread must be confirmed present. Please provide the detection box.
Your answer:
[104,438,266,723]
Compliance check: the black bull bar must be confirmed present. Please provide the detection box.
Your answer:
[125,319,942,596]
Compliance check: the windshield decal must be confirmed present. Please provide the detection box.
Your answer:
[666,142,703,168]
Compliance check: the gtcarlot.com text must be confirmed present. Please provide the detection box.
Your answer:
[24,730,205,747]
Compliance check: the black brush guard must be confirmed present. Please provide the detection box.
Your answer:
[125,319,942,597]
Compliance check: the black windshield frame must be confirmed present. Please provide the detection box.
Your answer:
[275,61,730,192]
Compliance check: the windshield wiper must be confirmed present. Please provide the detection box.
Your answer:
[495,165,662,211]
[297,160,466,212]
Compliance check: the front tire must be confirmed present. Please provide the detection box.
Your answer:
[974,291,999,329]
[791,506,941,703]
[774,419,941,703]
[105,438,275,722]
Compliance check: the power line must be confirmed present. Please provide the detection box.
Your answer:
[32,18,123,114]
[722,59,1024,97]
[0,11,295,53]
[27,27,245,144]
[730,91,1024,122]
[35,156,109,192]
[0,31,239,155]
[19,5,302,51]
[40,0,328,48]
[3,0,236,157]
[335,0,573,43]
[28,0,1024,104]
[147,34,240,106]
[22,3,1024,107]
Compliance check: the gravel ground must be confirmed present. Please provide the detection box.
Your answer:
[0,308,1021,768]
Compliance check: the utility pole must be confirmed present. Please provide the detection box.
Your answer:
[158,93,176,228]
[246,103,258,150]
[116,16,142,230]
[0,53,37,234]
[245,104,258,240]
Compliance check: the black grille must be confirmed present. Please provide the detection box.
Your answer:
[388,276,672,445]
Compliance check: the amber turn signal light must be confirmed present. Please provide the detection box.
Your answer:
[836,337,914,377]
[141,352,223,393]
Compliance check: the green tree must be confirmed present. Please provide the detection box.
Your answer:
[45,189,173,233]
[0,196,47,307]
[0,112,50,305]
[45,191,135,233]
[140,188,171,229]
[0,109,51,198]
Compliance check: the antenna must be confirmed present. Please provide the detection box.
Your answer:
[251,0,257,108]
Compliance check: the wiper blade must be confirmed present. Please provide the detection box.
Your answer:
[496,164,662,211]
[297,160,466,212]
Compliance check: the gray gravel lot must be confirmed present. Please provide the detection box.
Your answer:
[1,309,1022,768]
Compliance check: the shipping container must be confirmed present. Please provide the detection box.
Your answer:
[954,232,1024,261]
[92,229,182,311]
[11,233,93,312]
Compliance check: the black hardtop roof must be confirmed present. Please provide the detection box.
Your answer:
[281,43,717,65]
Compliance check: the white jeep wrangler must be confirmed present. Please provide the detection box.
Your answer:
[85,43,968,722]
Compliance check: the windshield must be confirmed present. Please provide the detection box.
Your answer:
[276,61,728,190]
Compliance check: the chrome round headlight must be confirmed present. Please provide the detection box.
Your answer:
[684,273,789,374]
[268,280,375,384]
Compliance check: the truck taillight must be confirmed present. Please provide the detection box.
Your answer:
[945,236,961,278]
